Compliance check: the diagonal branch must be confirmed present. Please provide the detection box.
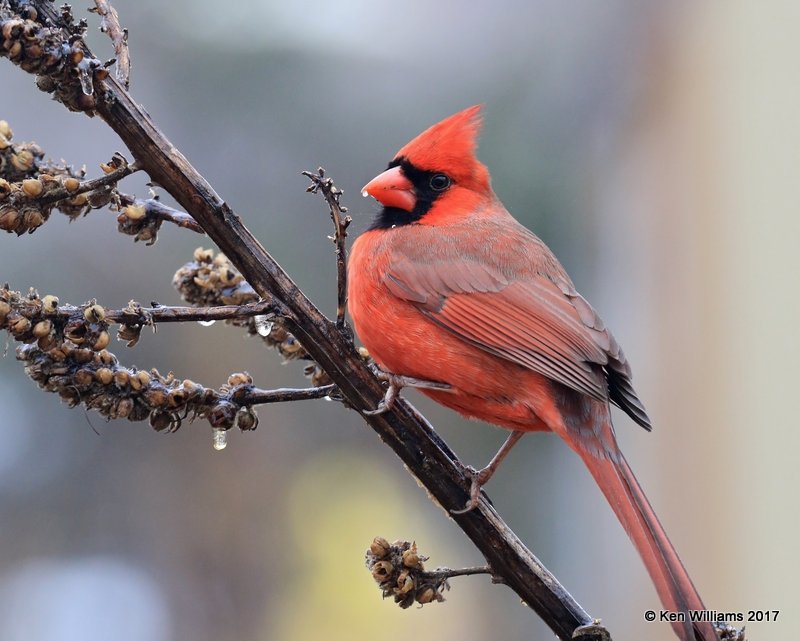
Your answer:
[7,4,608,639]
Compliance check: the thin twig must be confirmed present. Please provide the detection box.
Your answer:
[243,384,336,404]
[422,565,492,581]
[90,0,130,88]
[2,297,275,326]
[115,301,275,325]
[303,168,351,328]
[36,153,137,206]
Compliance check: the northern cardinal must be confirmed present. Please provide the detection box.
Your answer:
[348,106,716,641]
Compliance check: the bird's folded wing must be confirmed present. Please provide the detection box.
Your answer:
[384,257,614,403]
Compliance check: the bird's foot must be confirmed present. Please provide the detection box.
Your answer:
[450,465,493,514]
[450,431,526,514]
[363,371,451,415]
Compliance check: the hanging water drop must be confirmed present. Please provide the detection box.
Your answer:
[212,428,227,451]
[254,315,273,337]
[198,320,216,327]
[361,190,369,198]
[78,65,93,96]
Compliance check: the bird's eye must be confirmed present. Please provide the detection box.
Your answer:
[429,174,451,192]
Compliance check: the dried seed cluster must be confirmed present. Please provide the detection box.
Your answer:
[0,3,109,113]
[365,537,446,609]
[0,119,103,234]
[173,248,332,387]
[116,200,161,244]
[1,286,259,432]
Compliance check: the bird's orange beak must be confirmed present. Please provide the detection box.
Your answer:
[362,165,416,212]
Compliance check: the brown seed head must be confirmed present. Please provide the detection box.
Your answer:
[96,367,114,385]
[369,537,391,559]
[21,178,43,197]
[84,304,105,323]
[371,560,394,582]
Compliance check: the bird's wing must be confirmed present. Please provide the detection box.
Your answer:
[384,256,651,429]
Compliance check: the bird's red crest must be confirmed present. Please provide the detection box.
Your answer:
[394,105,486,184]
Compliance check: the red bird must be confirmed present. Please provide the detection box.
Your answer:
[348,106,715,641]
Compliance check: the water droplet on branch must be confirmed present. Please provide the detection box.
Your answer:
[212,428,227,451]
[254,315,273,337]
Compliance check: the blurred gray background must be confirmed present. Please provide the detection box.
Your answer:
[1,1,797,640]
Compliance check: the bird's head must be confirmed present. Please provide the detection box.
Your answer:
[362,105,492,229]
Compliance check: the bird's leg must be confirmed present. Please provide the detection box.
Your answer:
[363,370,451,415]
[452,430,526,514]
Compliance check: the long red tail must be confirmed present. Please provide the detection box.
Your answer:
[574,438,717,641]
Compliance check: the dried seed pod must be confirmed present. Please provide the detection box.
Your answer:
[113,369,130,388]
[136,227,156,243]
[68,193,88,207]
[128,372,144,392]
[84,303,105,323]
[0,120,12,139]
[62,177,80,192]
[95,367,114,385]
[396,571,415,595]
[97,350,116,366]
[118,323,142,346]
[6,41,22,60]
[0,206,20,231]
[0,300,11,321]
[36,333,57,350]
[92,331,110,351]
[149,410,174,432]
[193,247,214,262]
[415,587,437,604]
[402,544,422,569]
[8,314,31,337]
[167,387,187,408]
[20,208,44,233]
[21,178,43,197]
[208,401,237,429]
[41,295,59,314]
[2,19,24,40]
[371,560,393,581]
[234,406,258,431]
[369,537,391,559]
[32,319,52,339]
[115,398,134,419]
[227,372,253,387]
[144,386,167,409]
[73,368,95,388]
[11,149,34,172]
[123,203,146,221]
[64,321,87,344]
[71,348,94,364]
[0,178,10,198]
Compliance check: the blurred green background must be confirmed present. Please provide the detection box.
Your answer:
[1,1,797,640]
